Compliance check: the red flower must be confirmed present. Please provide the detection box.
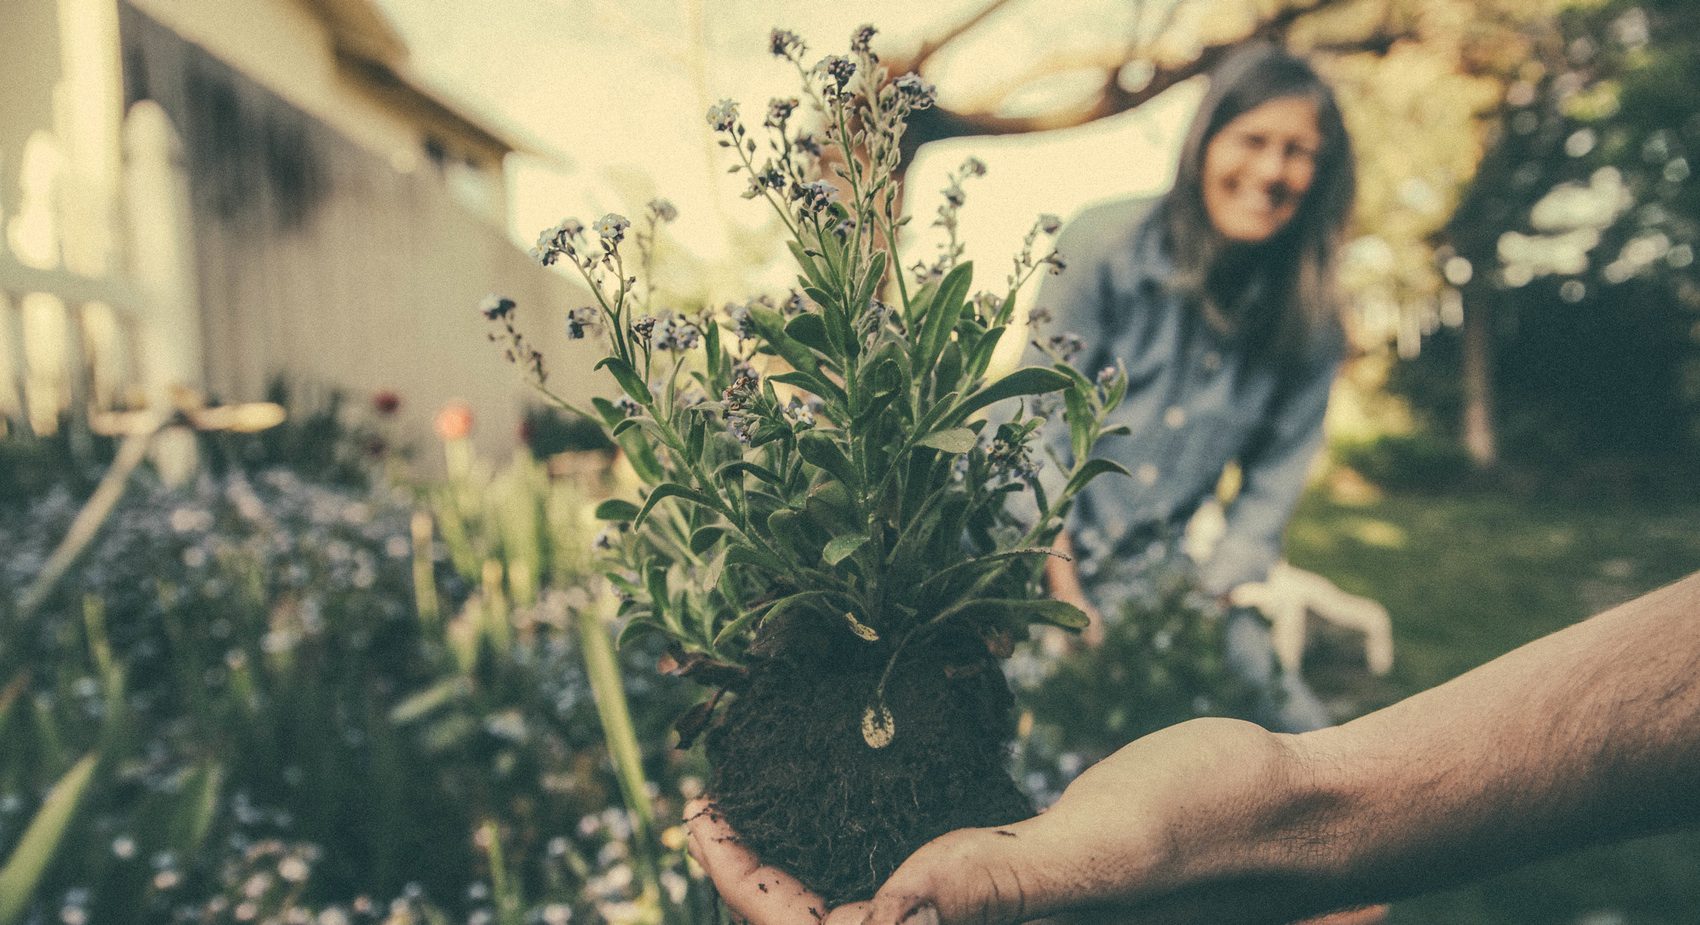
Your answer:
[373,390,402,416]
[434,402,474,441]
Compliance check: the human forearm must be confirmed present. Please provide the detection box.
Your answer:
[1279,572,1700,905]
[861,572,1700,925]
[1170,571,1700,921]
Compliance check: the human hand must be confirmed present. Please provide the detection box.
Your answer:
[684,797,867,924]
[690,720,1387,925]
[863,719,1388,924]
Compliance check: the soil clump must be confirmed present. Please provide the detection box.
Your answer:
[705,627,1031,905]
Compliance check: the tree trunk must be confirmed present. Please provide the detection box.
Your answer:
[1461,294,1499,469]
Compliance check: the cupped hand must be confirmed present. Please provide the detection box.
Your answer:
[688,719,1389,925]
[684,797,869,925]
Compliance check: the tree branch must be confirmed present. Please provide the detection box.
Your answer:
[905,0,1025,74]
[898,0,1391,157]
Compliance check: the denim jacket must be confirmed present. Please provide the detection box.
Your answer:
[1031,196,1343,598]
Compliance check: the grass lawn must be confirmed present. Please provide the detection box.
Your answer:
[1284,487,1700,925]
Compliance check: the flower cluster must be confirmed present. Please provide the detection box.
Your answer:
[721,371,764,443]
[769,28,806,62]
[706,99,739,132]
[1009,211,1069,288]
[483,294,548,382]
[814,54,857,94]
[651,313,701,352]
[916,157,991,284]
[530,218,584,267]
[566,306,598,340]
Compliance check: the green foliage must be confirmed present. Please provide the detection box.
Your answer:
[0,754,100,925]
[1013,569,1266,804]
[0,423,116,510]
[1400,0,1700,478]
[1332,431,1476,493]
[0,461,702,924]
[492,29,1126,694]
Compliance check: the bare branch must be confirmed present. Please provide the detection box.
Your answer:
[899,0,1394,156]
[904,0,1024,74]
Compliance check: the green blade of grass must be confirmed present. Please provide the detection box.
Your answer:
[0,753,100,925]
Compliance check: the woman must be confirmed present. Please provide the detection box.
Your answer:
[1036,43,1356,733]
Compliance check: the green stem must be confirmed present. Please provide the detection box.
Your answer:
[573,595,665,912]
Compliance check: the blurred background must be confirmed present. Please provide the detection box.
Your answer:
[1,1,1696,924]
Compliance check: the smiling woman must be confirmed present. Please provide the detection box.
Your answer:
[1202,95,1321,244]
[1034,42,1358,735]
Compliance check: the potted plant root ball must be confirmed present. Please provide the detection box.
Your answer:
[485,25,1130,905]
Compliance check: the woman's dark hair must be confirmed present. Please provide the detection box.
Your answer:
[1160,43,1355,362]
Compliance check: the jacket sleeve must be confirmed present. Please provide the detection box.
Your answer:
[1196,336,1341,596]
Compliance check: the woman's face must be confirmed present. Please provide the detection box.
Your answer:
[1201,95,1322,244]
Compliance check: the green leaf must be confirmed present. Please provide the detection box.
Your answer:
[916,262,973,373]
[796,431,860,490]
[789,241,830,291]
[768,370,847,405]
[1064,458,1132,497]
[966,324,1007,381]
[634,482,719,529]
[0,753,100,925]
[765,509,814,553]
[914,427,979,454]
[785,313,833,353]
[1104,364,1128,412]
[705,320,723,381]
[710,608,761,649]
[699,549,728,612]
[855,251,888,309]
[595,357,652,405]
[1065,386,1092,464]
[616,616,667,649]
[940,598,1091,630]
[690,525,728,555]
[594,498,640,522]
[169,762,223,858]
[389,677,472,724]
[614,429,664,483]
[912,390,960,437]
[717,460,784,486]
[591,397,624,429]
[952,367,1072,421]
[933,340,963,398]
[646,566,673,630]
[805,481,856,530]
[902,279,938,331]
[822,533,871,566]
[748,305,822,375]
[687,412,707,461]
[725,542,787,573]
[713,590,832,648]
[915,548,1059,598]
[802,286,840,316]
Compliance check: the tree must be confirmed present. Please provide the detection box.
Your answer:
[1395,0,1700,482]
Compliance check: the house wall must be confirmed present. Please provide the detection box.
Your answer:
[121,5,602,461]
[0,0,65,232]
[123,0,433,174]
